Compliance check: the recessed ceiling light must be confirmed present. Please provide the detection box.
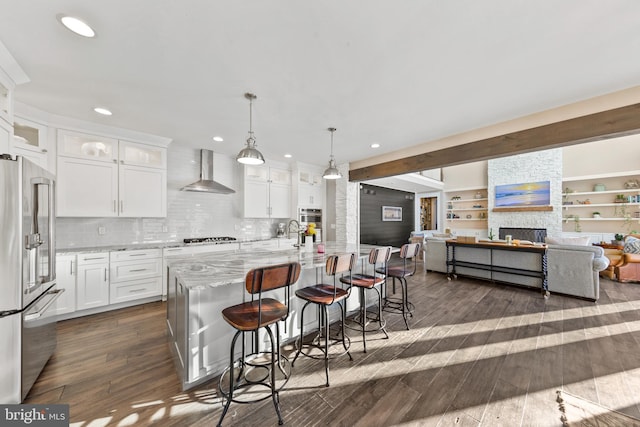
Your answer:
[370,143,381,148]
[212,136,224,142]
[59,15,96,38]
[93,107,112,116]
[284,154,292,158]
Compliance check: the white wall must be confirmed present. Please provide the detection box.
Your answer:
[442,161,488,190]
[563,133,640,178]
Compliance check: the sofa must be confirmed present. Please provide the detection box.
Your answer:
[546,244,609,301]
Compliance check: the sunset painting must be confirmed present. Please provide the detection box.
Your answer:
[495,181,550,207]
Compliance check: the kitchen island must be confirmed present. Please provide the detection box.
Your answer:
[166,242,388,390]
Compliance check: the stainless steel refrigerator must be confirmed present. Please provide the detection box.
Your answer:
[0,154,62,403]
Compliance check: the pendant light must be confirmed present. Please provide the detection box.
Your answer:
[236,93,265,165]
[322,127,342,179]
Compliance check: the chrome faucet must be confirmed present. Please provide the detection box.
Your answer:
[287,219,302,247]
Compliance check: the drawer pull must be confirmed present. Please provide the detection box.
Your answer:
[129,268,148,272]
[129,253,148,257]
[83,256,106,261]
[129,288,147,293]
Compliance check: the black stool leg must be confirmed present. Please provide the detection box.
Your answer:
[323,304,330,387]
[374,285,389,340]
[291,301,310,367]
[339,301,353,361]
[265,325,284,425]
[401,278,410,330]
[218,330,242,427]
[359,287,367,353]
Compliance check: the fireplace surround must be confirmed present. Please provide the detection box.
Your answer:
[498,227,547,243]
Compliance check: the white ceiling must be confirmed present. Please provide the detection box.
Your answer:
[1,1,640,170]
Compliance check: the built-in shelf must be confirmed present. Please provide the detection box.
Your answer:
[563,202,640,208]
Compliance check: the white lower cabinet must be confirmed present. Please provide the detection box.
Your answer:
[110,249,162,304]
[54,254,77,315]
[76,253,110,310]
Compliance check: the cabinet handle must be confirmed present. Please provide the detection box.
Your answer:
[113,159,118,163]
[129,253,147,257]
[70,260,74,275]
[104,268,108,281]
[120,200,123,213]
[42,149,48,153]
[129,288,147,293]
[129,268,148,272]
[120,160,124,164]
[83,256,106,261]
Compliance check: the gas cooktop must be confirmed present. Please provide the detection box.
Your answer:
[183,236,237,245]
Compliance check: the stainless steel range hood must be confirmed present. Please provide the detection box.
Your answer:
[181,149,235,194]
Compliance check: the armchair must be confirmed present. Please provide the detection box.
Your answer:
[615,234,640,283]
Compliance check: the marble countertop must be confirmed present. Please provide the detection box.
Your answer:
[168,242,389,290]
[56,237,296,255]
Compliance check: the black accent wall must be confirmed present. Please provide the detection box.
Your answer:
[360,184,415,249]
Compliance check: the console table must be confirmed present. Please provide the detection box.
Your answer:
[446,240,548,295]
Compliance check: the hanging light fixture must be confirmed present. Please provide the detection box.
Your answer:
[322,127,342,179]
[236,92,265,165]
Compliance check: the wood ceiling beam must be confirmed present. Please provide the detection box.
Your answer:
[349,103,640,182]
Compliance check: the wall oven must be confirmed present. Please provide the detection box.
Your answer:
[299,208,322,242]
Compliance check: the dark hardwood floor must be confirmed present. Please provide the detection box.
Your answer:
[25,270,640,426]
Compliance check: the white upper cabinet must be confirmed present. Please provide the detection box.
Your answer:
[57,156,119,217]
[0,119,10,155]
[119,140,166,169]
[57,129,167,217]
[57,129,118,162]
[119,164,167,217]
[297,165,325,208]
[0,40,29,152]
[0,79,10,128]
[243,165,291,218]
[11,115,50,169]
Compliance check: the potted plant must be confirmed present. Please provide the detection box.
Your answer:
[613,233,625,245]
[592,212,601,218]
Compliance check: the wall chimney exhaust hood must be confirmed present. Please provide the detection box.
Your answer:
[181,149,235,194]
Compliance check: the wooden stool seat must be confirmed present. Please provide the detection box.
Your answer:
[295,285,349,305]
[383,265,414,278]
[343,273,385,289]
[222,298,288,331]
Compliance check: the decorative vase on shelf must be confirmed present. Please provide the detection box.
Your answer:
[474,191,482,199]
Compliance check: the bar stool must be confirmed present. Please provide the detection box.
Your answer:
[217,262,301,427]
[339,246,392,353]
[378,243,421,330]
[291,253,357,387]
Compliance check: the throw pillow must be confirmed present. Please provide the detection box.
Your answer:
[545,236,591,246]
[623,236,640,254]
